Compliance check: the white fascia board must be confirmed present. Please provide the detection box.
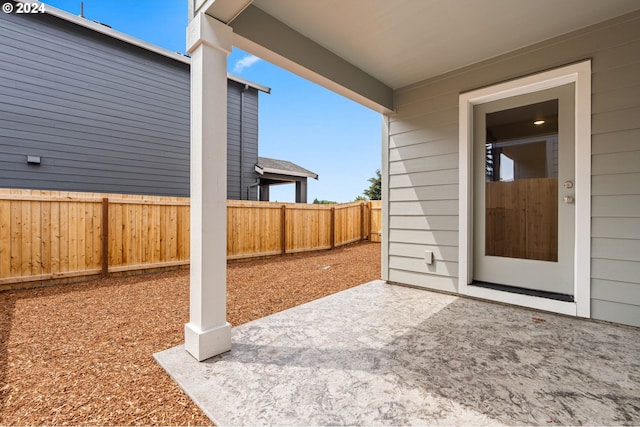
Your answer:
[263,168,318,180]
[227,73,271,94]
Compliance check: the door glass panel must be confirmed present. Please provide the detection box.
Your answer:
[484,99,559,262]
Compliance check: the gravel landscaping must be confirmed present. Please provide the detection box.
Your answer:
[0,242,380,426]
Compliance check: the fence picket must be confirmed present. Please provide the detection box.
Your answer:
[0,189,382,289]
[0,200,10,278]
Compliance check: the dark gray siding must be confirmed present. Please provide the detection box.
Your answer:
[0,6,260,199]
[227,80,260,200]
[0,8,190,196]
[386,11,640,326]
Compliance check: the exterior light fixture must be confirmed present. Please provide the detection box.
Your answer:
[533,120,545,125]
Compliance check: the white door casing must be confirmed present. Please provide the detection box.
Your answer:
[458,61,591,317]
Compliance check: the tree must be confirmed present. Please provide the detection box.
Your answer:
[353,195,368,201]
[363,169,381,200]
[313,198,336,204]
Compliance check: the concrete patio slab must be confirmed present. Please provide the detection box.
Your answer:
[155,280,640,426]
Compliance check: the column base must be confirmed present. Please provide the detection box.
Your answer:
[184,322,232,361]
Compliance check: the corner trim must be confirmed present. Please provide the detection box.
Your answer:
[381,115,390,281]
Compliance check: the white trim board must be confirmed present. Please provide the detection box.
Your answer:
[458,60,592,318]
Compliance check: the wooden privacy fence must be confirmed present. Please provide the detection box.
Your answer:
[227,200,381,259]
[0,189,381,289]
[485,178,558,262]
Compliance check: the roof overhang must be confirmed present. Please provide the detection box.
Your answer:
[191,0,394,113]
[192,0,640,114]
[230,5,394,113]
[32,0,271,93]
[32,0,190,64]
[255,165,318,181]
[227,73,271,94]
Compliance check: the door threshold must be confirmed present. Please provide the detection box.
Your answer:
[471,281,574,302]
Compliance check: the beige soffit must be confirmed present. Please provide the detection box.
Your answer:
[248,0,640,90]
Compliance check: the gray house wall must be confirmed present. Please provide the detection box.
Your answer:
[0,5,260,199]
[227,80,259,201]
[385,11,640,327]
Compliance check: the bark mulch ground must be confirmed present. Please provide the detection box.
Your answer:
[0,242,380,426]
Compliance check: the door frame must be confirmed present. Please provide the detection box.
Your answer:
[458,60,591,317]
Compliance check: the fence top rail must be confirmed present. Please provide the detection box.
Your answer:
[1,189,379,209]
[0,189,190,205]
[332,203,366,210]
[0,194,104,203]
[227,200,373,210]
[0,194,191,206]
[109,200,191,206]
[227,200,285,209]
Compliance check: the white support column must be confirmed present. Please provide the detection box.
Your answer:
[184,12,233,361]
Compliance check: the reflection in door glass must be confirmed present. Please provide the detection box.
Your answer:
[485,99,559,262]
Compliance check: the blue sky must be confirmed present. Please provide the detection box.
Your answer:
[43,0,381,203]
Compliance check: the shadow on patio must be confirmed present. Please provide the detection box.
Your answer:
[156,280,640,426]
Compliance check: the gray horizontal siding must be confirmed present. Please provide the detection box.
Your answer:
[389,215,458,231]
[389,153,458,175]
[0,9,262,200]
[228,83,242,199]
[0,127,188,163]
[591,300,640,328]
[389,255,458,278]
[388,269,458,293]
[592,218,640,240]
[589,13,640,327]
[226,80,260,200]
[592,279,640,307]
[0,13,190,97]
[389,242,458,262]
[385,9,640,326]
[0,10,190,196]
[0,33,189,113]
[389,184,458,202]
[0,58,189,118]
[592,238,640,262]
[389,169,459,188]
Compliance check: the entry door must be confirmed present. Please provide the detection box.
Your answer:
[473,84,575,296]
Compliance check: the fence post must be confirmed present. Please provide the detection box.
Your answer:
[360,202,365,242]
[101,198,109,277]
[330,207,335,249]
[368,201,372,240]
[281,204,287,255]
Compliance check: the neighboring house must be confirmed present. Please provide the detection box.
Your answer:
[0,1,269,200]
[184,0,640,359]
[255,156,318,203]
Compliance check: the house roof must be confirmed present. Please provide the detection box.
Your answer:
[255,157,318,180]
[28,0,270,93]
[198,0,640,112]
